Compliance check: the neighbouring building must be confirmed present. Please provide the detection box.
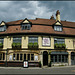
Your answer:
[0,10,75,67]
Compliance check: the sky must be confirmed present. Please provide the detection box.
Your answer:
[0,1,75,23]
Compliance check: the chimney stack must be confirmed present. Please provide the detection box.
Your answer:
[50,15,55,20]
[56,10,60,22]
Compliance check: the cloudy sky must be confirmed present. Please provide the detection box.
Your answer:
[0,1,75,23]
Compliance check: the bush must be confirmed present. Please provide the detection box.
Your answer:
[59,43,62,48]
[12,43,21,47]
[54,43,66,49]
[0,43,3,46]
[28,43,33,46]
[39,61,42,67]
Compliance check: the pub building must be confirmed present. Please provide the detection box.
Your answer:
[0,10,75,67]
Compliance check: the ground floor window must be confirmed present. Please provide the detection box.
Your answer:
[0,53,5,60]
[31,54,34,60]
[13,53,34,61]
[51,54,68,63]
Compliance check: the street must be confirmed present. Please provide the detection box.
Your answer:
[0,66,75,74]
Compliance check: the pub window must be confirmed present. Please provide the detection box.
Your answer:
[0,53,5,60]
[24,54,26,61]
[54,38,65,44]
[0,54,2,60]
[51,54,68,63]
[31,54,34,60]
[13,37,21,43]
[3,53,5,60]
[13,54,15,60]
[28,54,30,60]
[20,54,23,60]
[21,24,31,30]
[54,25,62,31]
[28,36,38,43]
[17,54,19,60]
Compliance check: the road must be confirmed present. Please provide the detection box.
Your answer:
[0,66,75,74]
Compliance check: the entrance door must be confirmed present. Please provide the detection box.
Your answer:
[43,51,48,66]
[71,52,75,65]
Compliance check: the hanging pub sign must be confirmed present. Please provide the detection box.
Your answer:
[42,37,50,46]
[23,60,28,68]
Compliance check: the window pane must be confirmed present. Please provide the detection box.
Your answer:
[28,54,30,60]
[29,37,38,43]
[3,53,5,60]
[59,55,61,62]
[17,54,19,60]
[13,37,21,43]
[54,38,65,44]
[20,54,22,60]
[24,54,26,61]
[55,55,57,62]
[13,54,15,60]
[54,26,62,31]
[31,54,34,60]
[0,54,2,60]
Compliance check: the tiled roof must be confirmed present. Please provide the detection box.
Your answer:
[0,18,75,36]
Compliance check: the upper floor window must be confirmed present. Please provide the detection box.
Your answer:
[54,38,65,44]
[0,38,4,44]
[0,26,6,32]
[13,37,21,43]
[28,36,38,43]
[21,24,31,30]
[54,26,62,31]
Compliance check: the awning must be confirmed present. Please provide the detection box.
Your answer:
[51,51,68,55]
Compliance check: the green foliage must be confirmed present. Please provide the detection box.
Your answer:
[59,43,62,48]
[28,42,38,49]
[62,43,66,48]
[12,43,21,47]
[28,43,33,46]
[0,43,3,47]
[54,43,66,49]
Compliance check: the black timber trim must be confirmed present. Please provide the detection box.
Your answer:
[6,48,75,51]
[0,32,75,37]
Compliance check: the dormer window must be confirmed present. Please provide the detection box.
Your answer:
[21,24,31,30]
[21,18,32,30]
[0,25,6,32]
[0,21,6,32]
[54,25,62,31]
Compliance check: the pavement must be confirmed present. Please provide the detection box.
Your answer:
[0,65,75,74]
[0,65,75,69]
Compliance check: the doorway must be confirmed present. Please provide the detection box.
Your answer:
[43,51,48,66]
[71,52,75,65]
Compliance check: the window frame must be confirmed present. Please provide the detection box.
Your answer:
[28,36,38,44]
[0,25,6,32]
[54,38,65,44]
[54,25,62,32]
[21,23,31,30]
[13,37,22,43]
